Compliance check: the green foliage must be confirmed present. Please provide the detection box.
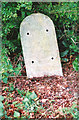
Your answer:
[29,91,37,100]
[1,48,13,83]
[0,102,4,108]
[72,56,79,71]
[62,102,79,118]
[0,87,41,119]
[2,2,33,83]
[0,95,4,101]
[0,95,4,117]
[14,111,20,118]
[16,88,26,97]
[9,83,15,91]
[12,90,41,118]
[22,90,39,113]
[1,2,79,83]
[61,49,69,57]
[1,47,21,83]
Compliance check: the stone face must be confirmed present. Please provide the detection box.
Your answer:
[20,13,63,78]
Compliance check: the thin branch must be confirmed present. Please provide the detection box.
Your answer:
[59,34,65,40]
[8,76,27,78]
[17,66,23,76]
[63,25,67,37]
[50,10,77,14]
[39,107,52,118]
[14,55,21,68]
[71,38,78,45]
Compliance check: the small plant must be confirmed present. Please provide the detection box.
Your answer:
[58,102,79,118]
[22,90,40,118]
[1,47,22,83]
[14,111,20,118]
[9,83,15,91]
[6,89,42,118]
[1,48,13,83]
[0,95,4,118]
[72,56,79,71]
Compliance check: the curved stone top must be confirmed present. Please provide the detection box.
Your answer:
[20,13,63,78]
[20,13,54,38]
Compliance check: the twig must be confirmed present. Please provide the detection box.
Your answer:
[39,107,51,118]
[63,25,78,46]
[59,34,65,40]
[17,65,26,76]
[50,10,77,14]
[17,67,23,76]
[63,25,67,37]
[0,81,2,94]
[14,54,21,68]
[8,76,27,78]
[71,38,78,45]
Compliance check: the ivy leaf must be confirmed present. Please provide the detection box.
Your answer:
[23,97,29,103]
[61,58,68,62]
[61,49,69,57]
[10,85,14,91]
[0,111,3,117]
[3,77,8,83]
[21,4,26,8]
[14,111,20,118]
[0,95,4,101]
[29,91,37,100]
[62,41,69,47]
[72,58,79,71]
[25,102,29,108]
[26,90,31,97]
[13,101,18,105]
[0,102,4,108]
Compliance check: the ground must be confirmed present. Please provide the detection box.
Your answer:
[1,61,78,119]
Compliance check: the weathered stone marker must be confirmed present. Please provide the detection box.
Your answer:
[20,13,63,78]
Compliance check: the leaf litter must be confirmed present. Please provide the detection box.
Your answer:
[1,62,78,119]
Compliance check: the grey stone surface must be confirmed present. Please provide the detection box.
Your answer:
[20,13,63,78]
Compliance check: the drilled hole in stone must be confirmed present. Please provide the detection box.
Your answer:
[51,57,54,60]
[32,61,34,63]
[27,33,29,35]
[46,29,48,32]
